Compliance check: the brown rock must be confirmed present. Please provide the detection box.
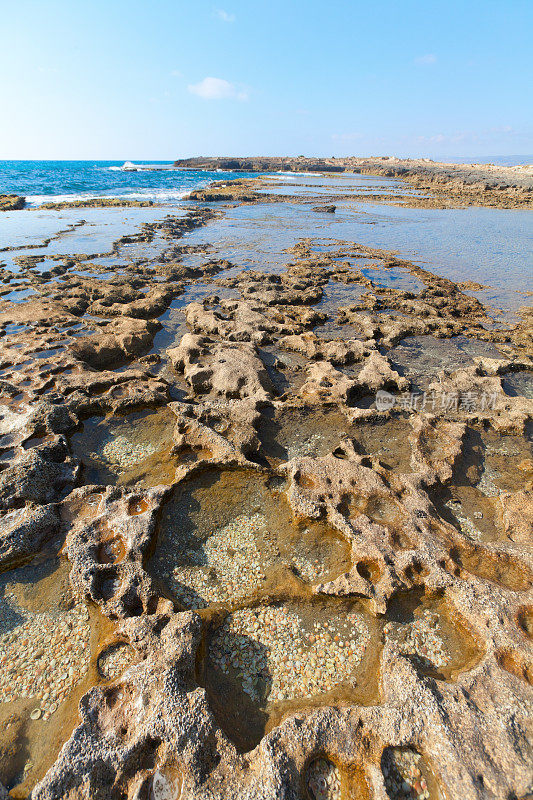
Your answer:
[70,318,160,368]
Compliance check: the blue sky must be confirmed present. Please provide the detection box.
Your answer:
[1,0,532,159]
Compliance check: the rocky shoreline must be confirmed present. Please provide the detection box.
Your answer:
[0,172,531,800]
[0,196,26,212]
[175,157,533,209]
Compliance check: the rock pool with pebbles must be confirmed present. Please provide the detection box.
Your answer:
[151,470,351,609]
[97,641,136,681]
[99,434,157,471]
[165,513,345,609]
[208,605,370,705]
[71,408,178,486]
[382,747,433,800]
[167,513,270,608]
[0,590,91,721]
[385,590,483,681]
[445,499,484,541]
[305,757,342,800]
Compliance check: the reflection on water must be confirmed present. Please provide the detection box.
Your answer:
[178,175,533,313]
[343,201,533,312]
[0,206,184,269]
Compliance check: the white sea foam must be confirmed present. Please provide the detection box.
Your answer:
[104,161,142,171]
[108,162,178,171]
[26,189,193,207]
[26,193,99,205]
[123,190,192,200]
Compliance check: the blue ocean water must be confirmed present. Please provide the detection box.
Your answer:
[0,160,251,205]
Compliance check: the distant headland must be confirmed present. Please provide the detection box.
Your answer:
[173,155,533,208]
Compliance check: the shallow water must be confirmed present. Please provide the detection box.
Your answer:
[387,335,507,392]
[385,588,484,681]
[177,177,532,313]
[259,171,409,198]
[3,171,531,316]
[265,173,533,311]
[381,746,439,800]
[148,468,352,609]
[343,200,533,303]
[433,426,532,544]
[0,206,180,268]
[257,405,356,463]
[200,583,483,752]
[70,408,178,487]
[0,544,126,797]
[201,596,381,751]
[257,405,412,472]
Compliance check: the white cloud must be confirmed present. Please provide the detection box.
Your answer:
[214,8,235,22]
[414,54,437,66]
[187,77,248,101]
[170,70,183,78]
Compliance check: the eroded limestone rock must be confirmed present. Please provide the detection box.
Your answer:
[168,335,274,402]
[1,177,532,800]
[70,318,160,369]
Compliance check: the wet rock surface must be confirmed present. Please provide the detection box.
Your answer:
[0,541,126,798]
[0,172,531,800]
[0,196,26,212]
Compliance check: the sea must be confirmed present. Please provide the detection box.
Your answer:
[0,160,251,206]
